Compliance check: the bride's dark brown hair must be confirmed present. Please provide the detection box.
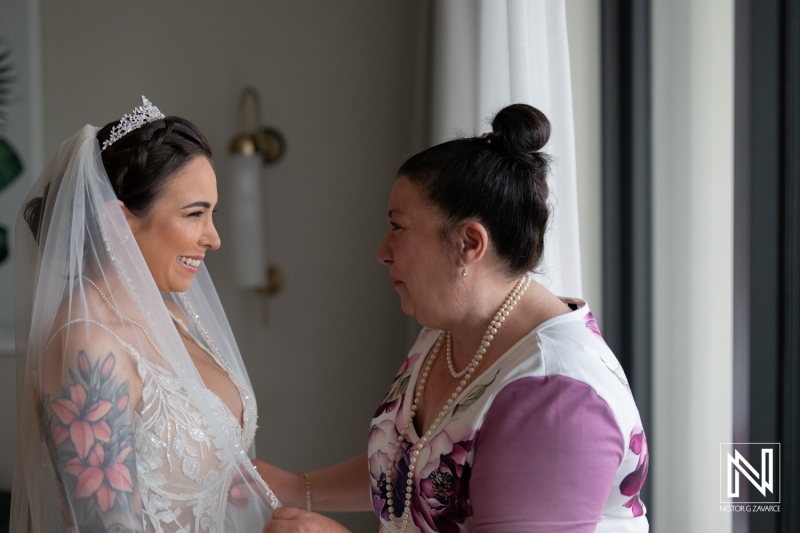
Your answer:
[97,116,212,217]
[25,116,213,240]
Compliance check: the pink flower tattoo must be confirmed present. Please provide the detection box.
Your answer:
[43,350,139,527]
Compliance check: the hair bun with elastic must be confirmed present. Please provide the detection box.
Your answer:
[489,103,551,164]
[397,102,554,275]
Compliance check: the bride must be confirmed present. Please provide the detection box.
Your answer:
[11,97,279,532]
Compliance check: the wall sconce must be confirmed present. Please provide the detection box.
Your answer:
[228,86,285,304]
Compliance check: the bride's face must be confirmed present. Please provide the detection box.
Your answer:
[125,156,221,292]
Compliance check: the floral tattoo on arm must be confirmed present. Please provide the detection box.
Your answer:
[42,350,142,532]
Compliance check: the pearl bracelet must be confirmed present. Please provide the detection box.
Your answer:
[301,471,312,511]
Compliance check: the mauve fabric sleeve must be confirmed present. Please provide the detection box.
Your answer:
[471,375,624,533]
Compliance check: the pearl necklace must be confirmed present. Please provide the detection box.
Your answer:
[84,277,166,359]
[445,274,531,379]
[84,279,232,378]
[385,274,530,532]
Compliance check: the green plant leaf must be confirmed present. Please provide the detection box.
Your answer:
[0,137,23,191]
[0,38,14,128]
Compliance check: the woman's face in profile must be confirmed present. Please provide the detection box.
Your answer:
[377,177,456,327]
[125,157,221,293]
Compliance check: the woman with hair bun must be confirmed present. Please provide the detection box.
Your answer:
[12,97,279,532]
[261,104,649,532]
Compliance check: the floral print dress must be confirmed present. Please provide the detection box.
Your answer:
[368,299,649,533]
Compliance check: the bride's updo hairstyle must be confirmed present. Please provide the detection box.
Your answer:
[24,116,212,240]
[398,103,552,276]
[97,116,212,217]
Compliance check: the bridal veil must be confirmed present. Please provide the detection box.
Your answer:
[11,124,279,531]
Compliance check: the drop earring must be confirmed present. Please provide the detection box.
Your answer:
[461,266,467,278]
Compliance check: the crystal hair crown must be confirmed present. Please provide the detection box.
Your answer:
[101,96,166,151]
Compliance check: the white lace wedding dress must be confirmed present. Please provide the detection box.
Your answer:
[132,306,276,532]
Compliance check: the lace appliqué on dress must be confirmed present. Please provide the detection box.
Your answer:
[133,331,259,533]
[56,318,259,532]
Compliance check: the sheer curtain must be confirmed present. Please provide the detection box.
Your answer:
[429,0,582,297]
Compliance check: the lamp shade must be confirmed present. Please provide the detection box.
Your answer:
[228,154,268,289]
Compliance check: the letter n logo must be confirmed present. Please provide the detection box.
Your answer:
[720,443,780,503]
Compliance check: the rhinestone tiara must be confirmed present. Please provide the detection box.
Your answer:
[101,96,166,151]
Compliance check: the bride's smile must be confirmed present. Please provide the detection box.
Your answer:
[123,156,221,293]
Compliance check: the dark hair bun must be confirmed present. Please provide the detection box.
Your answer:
[398,102,554,275]
[23,183,51,244]
[490,103,551,158]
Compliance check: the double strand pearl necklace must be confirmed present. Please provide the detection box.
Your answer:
[84,279,226,369]
[85,278,239,383]
[385,274,530,532]
[84,277,166,359]
[445,275,531,379]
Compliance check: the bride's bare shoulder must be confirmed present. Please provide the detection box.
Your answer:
[41,288,139,385]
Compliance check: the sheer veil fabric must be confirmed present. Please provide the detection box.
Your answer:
[11,125,279,532]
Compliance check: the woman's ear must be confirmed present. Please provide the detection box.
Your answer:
[458,221,489,267]
[118,200,140,233]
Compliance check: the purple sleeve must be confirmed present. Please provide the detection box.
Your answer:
[471,375,624,533]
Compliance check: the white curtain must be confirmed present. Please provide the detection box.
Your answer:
[429,0,582,297]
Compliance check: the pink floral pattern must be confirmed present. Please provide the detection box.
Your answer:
[585,311,606,344]
[369,418,476,532]
[373,351,422,418]
[413,430,475,532]
[620,426,649,517]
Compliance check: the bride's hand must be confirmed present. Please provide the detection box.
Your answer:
[263,507,350,533]
[228,465,259,510]
[228,480,251,510]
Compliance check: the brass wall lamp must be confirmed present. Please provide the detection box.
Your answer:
[228,86,285,309]
[230,86,285,164]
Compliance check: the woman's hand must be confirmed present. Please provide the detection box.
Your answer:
[263,507,350,533]
[254,453,372,512]
[228,475,253,510]
[252,458,307,509]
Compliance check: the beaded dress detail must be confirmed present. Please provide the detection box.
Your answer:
[133,305,264,532]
